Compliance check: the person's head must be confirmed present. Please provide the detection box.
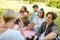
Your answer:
[20,6,27,13]
[24,11,29,17]
[38,8,44,18]
[33,4,38,12]
[3,9,17,24]
[46,12,57,24]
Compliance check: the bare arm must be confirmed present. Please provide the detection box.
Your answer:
[18,21,26,40]
[42,32,57,40]
[34,35,38,40]
[27,22,35,30]
[18,20,24,36]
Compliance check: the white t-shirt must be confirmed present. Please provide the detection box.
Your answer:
[32,16,45,32]
[0,29,24,40]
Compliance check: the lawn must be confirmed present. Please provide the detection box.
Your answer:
[0,1,60,36]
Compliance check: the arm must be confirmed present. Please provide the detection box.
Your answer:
[27,22,35,30]
[18,20,26,40]
[34,25,43,40]
[19,26,26,40]
[43,26,58,40]
[34,28,42,40]
[16,15,20,19]
[34,35,38,40]
[27,17,37,30]
[42,32,57,40]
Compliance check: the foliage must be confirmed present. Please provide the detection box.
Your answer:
[46,0,60,8]
[0,8,4,15]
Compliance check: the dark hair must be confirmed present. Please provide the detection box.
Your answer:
[38,8,44,18]
[46,12,57,20]
[20,6,27,13]
[33,4,38,8]
[3,17,13,23]
[24,11,29,14]
[15,19,21,24]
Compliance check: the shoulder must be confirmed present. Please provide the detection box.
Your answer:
[1,29,24,40]
[7,29,24,40]
[52,23,57,29]
[6,29,21,35]
[51,23,58,34]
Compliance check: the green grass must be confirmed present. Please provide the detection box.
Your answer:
[54,13,60,36]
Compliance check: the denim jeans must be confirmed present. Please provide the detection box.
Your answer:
[34,27,40,33]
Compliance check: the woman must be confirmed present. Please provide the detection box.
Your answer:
[21,11,29,26]
[15,6,27,25]
[19,6,27,18]
[20,6,27,14]
[27,8,45,32]
[0,9,24,40]
[34,12,58,40]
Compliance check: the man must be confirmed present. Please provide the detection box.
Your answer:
[30,4,38,22]
[34,12,58,40]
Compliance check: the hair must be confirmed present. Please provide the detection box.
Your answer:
[20,6,27,13]
[33,4,38,8]
[46,12,57,20]
[38,8,44,18]
[24,11,29,14]
[3,9,18,23]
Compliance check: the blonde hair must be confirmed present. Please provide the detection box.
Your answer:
[3,9,18,23]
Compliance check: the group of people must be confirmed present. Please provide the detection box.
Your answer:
[0,4,59,40]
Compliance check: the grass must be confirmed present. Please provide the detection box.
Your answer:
[0,1,60,36]
[54,12,60,36]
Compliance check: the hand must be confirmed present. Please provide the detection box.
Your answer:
[26,27,30,30]
[34,35,37,40]
[18,20,23,28]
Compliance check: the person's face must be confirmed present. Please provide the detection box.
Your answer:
[24,12,29,17]
[21,7,25,12]
[46,14,53,24]
[38,11,43,18]
[33,7,38,12]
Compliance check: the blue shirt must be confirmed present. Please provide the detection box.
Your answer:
[30,11,38,22]
[0,29,24,40]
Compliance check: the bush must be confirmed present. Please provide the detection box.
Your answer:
[0,8,6,15]
[0,8,3,15]
[45,0,60,8]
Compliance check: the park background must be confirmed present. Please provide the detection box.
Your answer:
[0,0,60,36]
